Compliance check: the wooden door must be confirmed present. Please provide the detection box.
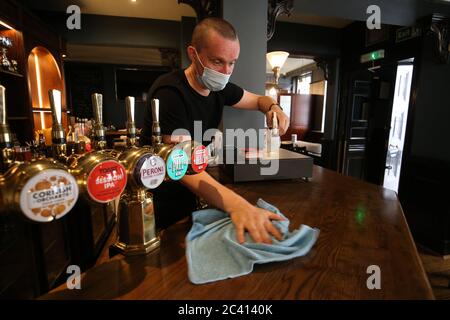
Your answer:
[342,75,372,180]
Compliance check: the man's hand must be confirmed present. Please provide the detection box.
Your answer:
[231,92,290,136]
[180,170,285,245]
[228,202,285,244]
[266,106,289,136]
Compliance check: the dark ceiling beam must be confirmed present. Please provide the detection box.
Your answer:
[178,0,221,22]
[291,0,420,26]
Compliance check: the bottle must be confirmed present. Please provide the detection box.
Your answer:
[79,118,85,136]
[66,125,75,155]
[38,131,45,146]
[291,134,297,145]
[66,125,73,141]
[269,112,281,156]
[264,127,271,155]
[38,131,47,156]
[291,133,297,151]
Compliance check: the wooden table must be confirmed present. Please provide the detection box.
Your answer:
[40,166,434,300]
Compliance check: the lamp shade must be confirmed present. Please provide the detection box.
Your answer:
[266,51,289,70]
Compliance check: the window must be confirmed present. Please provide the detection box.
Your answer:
[296,72,312,94]
[309,79,328,132]
[279,95,292,119]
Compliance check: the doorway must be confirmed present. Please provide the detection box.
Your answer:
[383,62,414,192]
[340,69,373,180]
[339,63,398,183]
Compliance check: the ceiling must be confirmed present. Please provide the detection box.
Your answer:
[278,13,353,28]
[22,0,352,28]
[22,0,450,27]
[22,0,196,21]
[266,57,315,75]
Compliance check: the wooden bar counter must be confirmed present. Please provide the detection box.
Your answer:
[40,166,434,300]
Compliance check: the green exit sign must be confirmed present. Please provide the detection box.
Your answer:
[360,49,385,64]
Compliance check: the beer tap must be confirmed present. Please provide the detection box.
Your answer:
[0,86,79,223]
[150,98,210,224]
[112,96,167,255]
[48,89,127,206]
[176,139,209,175]
[150,98,208,179]
[150,99,190,181]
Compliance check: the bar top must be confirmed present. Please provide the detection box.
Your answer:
[41,166,434,300]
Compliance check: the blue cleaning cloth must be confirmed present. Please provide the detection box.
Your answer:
[186,198,320,284]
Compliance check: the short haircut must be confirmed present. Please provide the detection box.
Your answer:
[191,17,238,51]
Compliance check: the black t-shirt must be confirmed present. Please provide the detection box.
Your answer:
[141,69,244,230]
[142,69,243,145]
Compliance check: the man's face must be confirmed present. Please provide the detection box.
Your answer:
[192,30,240,76]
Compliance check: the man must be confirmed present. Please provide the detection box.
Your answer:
[142,17,289,244]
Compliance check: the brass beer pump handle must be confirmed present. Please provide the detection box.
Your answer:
[92,93,103,126]
[91,93,107,150]
[125,96,136,147]
[151,98,162,147]
[126,96,135,125]
[48,89,67,159]
[49,89,63,127]
[151,98,159,123]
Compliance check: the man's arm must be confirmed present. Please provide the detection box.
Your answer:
[232,90,289,135]
[181,170,284,244]
[162,134,284,244]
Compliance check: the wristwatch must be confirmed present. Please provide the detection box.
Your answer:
[269,103,283,111]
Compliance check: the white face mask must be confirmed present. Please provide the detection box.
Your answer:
[193,48,231,91]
